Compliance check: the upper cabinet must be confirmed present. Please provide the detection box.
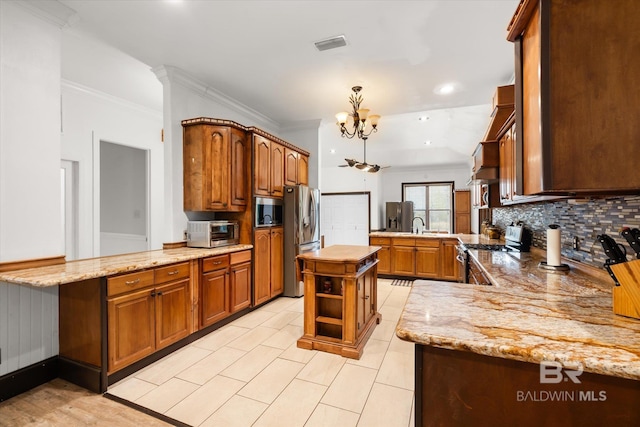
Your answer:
[285,148,298,186]
[507,0,640,195]
[182,120,248,212]
[254,134,284,197]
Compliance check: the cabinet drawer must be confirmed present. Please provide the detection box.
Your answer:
[416,239,440,248]
[369,237,391,245]
[155,262,190,284]
[202,254,229,272]
[230,250,251,265]
[107,270,155,297]
[392,238,416,246]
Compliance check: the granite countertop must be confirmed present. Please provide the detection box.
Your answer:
[0,245,253,287]
[396,247,640,381]
[369,231,463,239]
[297,244,381,262]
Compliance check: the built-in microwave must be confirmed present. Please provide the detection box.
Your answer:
[255,197,283,227]
[186,220,239,248]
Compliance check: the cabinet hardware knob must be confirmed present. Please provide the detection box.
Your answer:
[168,270,179,275]
[213,261,222,265]
[125,279,140,286]
[157,291,163,296]
[151,291,156,297]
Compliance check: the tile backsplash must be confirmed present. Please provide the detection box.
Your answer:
[492,195,640,269]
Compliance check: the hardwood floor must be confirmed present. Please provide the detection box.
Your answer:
[0,378,170,426]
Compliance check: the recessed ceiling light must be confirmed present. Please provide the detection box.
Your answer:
[424,140,432,145]
[418,116,429,121]
[434,83,458,95]
[330,149,336,154]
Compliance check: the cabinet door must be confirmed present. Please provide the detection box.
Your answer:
[230,128,248,208]
[107,288,155,373]
[201,268,230,327]
[297,154,309,185]
[440,240,459,281]
[454,190,471,234]
[499,128,513,203]
[155,278,191,349]
[391,246,415,276]
[284,148,298,186]
[205,127,230,210]
[270,142,285,197]
[230,261,251,313]
[254,135,271,196]
[270,227,284,297]
[376,245,391,274]
[253,228,271,305]
[415,246,440,279]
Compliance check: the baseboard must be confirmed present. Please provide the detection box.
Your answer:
[58,357,104,394]
[0,356,58,402]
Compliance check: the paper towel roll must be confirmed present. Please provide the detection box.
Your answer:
[547,226,562,266]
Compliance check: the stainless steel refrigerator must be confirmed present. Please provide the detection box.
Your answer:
[283,184,320,297]
[385,201,414,232]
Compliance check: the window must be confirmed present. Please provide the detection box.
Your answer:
[402,182,454,232]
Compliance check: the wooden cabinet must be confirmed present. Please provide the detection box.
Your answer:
[298,154,309,186]
[201,255,230,327]
[507,0,640,195]
[371,236,459,281]
[369,237,391,274]
[285,148,298,186]
[201,250,252,327]
[454,190,471,234]
[107,262,191,373]
[440,239,459,281]
[254,135,284,197]
[254,226,283,306]
[391,238,416,276]
[297,245,381,359]
[499,122,515,204]
[471,142,499,181]
[415,240,440,279]
[183,122,248,212]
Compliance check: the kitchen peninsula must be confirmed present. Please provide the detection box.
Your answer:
[0,245,252,397]
[397,248,640,426]
[296,245,381,359]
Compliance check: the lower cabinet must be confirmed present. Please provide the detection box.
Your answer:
[201,250,252,328]
[107,262,191,374]
[369,236,459,281]
[254,226,283,306]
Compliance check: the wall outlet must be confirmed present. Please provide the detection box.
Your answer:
[572,236,580,250]
[183,230,188,241]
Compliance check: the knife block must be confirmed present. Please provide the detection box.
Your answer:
[610,259,640,320]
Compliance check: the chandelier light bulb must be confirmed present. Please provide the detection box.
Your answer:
[335,86,380,140]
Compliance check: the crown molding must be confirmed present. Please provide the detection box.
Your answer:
[12,0,77,28]
[61,79,163,119]
[151,65,280,132]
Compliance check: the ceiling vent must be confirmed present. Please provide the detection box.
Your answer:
[314,35,347,52]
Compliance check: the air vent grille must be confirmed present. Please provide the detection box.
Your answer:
[314,35,347,51]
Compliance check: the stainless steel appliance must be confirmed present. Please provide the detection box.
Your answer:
[283,185,320,297]
[255,197,283,227]
[385,201,414,232]
[186,220,239,248]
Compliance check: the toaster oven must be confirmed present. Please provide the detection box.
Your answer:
[186,221,239,248]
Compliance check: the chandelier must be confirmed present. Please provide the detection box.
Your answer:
[335,86,381,140]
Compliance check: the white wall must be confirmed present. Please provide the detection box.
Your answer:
[280,120,321,190]
[61,81,163,258]
[153,65,320,243]
[0,1,67,376]
[378,164,471,230]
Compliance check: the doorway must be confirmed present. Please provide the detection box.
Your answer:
[99,141,149,256]
[321,192,370,246]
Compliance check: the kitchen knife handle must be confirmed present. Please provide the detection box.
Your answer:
[620,228,640,259]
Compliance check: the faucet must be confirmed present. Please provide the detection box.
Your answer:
[412,217,425,234]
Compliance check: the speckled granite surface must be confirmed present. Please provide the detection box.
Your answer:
[369,231,462,239]
[396,248,640,380]
[0,245,253,287]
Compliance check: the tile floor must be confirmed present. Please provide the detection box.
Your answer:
[108,279,415,427]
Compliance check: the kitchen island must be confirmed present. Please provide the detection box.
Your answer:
[297,245,381,359]
[397,248,640,426]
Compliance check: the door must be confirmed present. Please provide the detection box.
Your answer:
[321,193,369,247]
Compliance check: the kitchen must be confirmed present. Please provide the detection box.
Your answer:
[2,0,640,426]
